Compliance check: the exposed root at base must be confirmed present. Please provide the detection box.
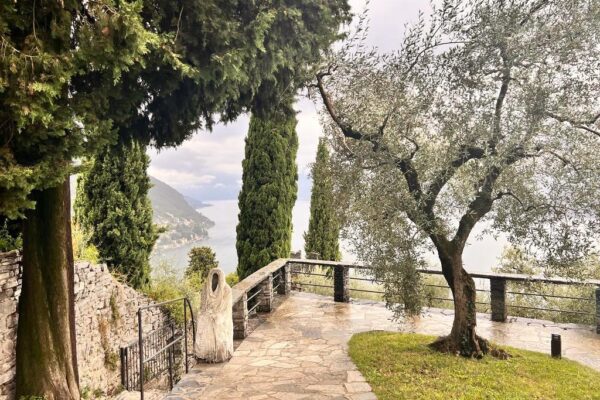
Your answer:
[489,346,511,360]
[428,334,512,359]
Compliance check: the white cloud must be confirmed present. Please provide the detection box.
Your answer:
[148,0,431,202]
[148,166,216,188]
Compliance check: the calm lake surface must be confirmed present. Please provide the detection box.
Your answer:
[150,199,502,277]
[151,199,315,275]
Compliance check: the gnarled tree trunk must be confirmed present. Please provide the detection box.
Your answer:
[16,179,80,399]
[430,246,489,358]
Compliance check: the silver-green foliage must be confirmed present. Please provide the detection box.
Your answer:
[316,0,600,318]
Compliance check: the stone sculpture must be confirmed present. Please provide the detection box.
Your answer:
[194,268,234,363]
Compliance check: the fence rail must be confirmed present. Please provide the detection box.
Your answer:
[229,258,600,339]
[285,258,600,333]
[120,297,195,400]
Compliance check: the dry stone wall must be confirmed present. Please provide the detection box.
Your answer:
[0,252,168,399]
[0,251,20,400]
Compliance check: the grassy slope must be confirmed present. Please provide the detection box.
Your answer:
[349,331,600,400]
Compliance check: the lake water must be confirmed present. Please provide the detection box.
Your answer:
[151,199,316,276]
[150,199,503,277]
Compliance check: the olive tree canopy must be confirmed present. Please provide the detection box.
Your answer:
[315,0,600,356]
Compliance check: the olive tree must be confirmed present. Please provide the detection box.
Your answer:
[315,0,600,357]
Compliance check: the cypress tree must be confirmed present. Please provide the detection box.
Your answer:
[75,140,159,289]
[234,0,351,278]
[1,4,154,396]
[1,1,349,395]
[304,138,340,261]
[236,102,298,279]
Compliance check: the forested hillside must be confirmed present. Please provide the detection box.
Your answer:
[149,177,214,250]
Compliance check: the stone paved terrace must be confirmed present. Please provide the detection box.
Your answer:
[164,291,600,400]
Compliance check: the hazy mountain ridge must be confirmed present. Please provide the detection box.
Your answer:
[184,195,211,209]
[149,176,214,250]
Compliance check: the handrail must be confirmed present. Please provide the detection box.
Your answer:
[286,257,600,333]
[286,258,600,287]
[228,257,600,340]
[137,297,195,400]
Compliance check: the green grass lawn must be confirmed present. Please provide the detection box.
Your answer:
[348,331,600,400]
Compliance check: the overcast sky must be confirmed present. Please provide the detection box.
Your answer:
[148,0,430,202]
[148,0,508,271]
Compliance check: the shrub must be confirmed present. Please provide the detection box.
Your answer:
[185,246,219,281]
[226,272,239,286]
[0,220,21,252]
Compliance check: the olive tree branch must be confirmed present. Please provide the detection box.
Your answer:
[546,111,600,138]
[452,146,536,249]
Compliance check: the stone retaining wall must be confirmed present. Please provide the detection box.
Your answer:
[0,251,167,399]
[0,251,20,400]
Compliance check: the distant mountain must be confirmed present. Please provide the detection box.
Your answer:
[183,195,211,209]
[149,176,215,250]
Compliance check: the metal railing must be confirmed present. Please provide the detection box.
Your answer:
[120,297,195,399]
[286,259,600,331]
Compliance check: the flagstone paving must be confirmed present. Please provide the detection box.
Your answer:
[163,291,600,400]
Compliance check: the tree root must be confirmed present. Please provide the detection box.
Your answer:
[429,335,511,360]
[429,334,489,358]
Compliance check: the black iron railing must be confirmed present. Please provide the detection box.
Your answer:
[120,297,195,399]
[287,259,600,329]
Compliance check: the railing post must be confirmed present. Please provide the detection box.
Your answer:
[334,265,349,303]
[490,277,507,322]
[233,293,249,339]
[120,347,127,389]
[167,345,174,390]
[138,308,144,400]
[257,274,274,312]
[183,299,189,373]
[278,264,291,295]
[596,287,600,334]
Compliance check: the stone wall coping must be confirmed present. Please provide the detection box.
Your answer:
[0,250,20,258]
[231,259,287,304]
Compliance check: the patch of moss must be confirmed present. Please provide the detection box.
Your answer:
[109,292,121,326]
[98,317,118,371]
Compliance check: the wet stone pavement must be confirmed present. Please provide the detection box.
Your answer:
[163,291,600,400]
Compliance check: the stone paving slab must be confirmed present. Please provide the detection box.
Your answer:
[165,292,600,399]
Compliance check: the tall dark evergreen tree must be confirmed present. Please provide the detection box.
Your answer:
[304,138,340,261]
[236,102,298,278]
[74,140,159,289]
[1,1,349,396]
[235,1,351,278]
[1,3,154,397]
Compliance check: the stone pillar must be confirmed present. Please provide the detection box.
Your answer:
[257,275,274,313]
[596,287,600,334]
[277,265,291,295]
[490,277,507,322]
[233,293,248,340]
[334,265,349,303]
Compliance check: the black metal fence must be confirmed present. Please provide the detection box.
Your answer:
[288,259,600,329]
[120,297,195,399]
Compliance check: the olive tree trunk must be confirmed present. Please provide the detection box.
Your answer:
[16,179,80,399]
[431,246,488,358]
